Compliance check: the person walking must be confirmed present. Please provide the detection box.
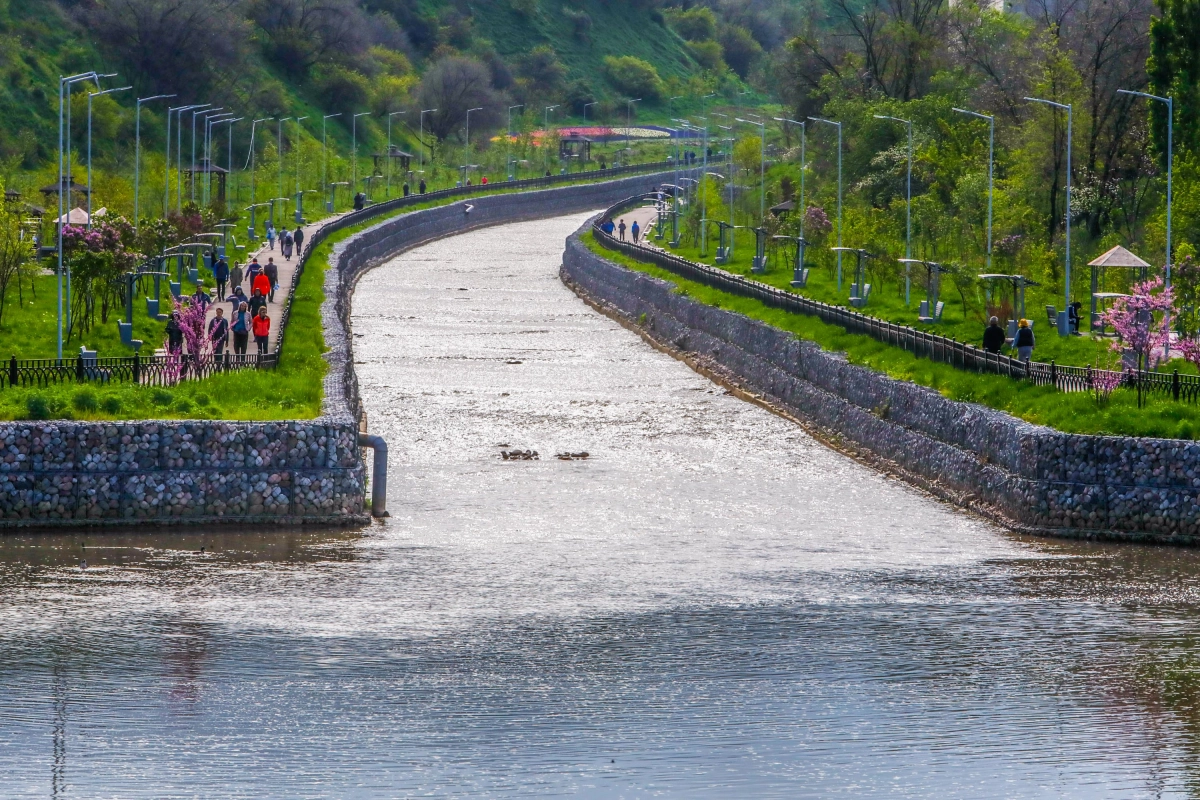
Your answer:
[419,178,427,195]
[230,301,251,359]
[213,256,230,301]
[248,287,267,318]
[281,229,293,262]
[264,258,279,303]
[265,221,276,251]
[631,220,641,243]
[165,312,183,353]
[208,306,229,356]
[247,257,262,285]
[403,181,410,197]
[1015,318,1035,362]
[252,306,271,356]
[228,286,247,315]
[293,226,304,258]
[983,316,1006,354]
[252,267,271,302]
[229,260,244,295]
[618,219,627,241]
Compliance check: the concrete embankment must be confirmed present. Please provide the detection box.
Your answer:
[0,174,674,528]
[561,219,1200,544]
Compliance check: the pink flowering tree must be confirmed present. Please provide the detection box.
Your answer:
[60,217,143,340]
[161,298,213,384]
[1102,276,1174,407]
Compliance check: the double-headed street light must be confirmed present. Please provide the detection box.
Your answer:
[874,114,914,305]
[386,111,405,196]
[86,84,131,228]
[134,94,174,235]
[809,116,844,289]
[192,108,226,205]
[1025,96,1073,336]
[165,103,203,215]
[209,116,239,207]
[177,104,211,212]
[203,113,236,206]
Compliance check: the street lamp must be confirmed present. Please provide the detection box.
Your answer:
[507,104,523,180]
[56,71,107,361]
[465,106,484,184]
[351,111,370,196]
[583,101,598,121]
[87,84,131,229]
[736,116,766,228]
[223,118,242,204]
[246,117,273,232]
[209,116,239,208]
[277,117,292,203]
[625,98,641,158]
[386,111,405,196]
[322,113,342,209]
[192,107,225,205]
[165,103,202,215]
[809,116,844,289]
[544,104,559,174]
[774,117,806,284]
[178,104,211,212]
[1025,96,1073,336]
[134,93,173,235]
[1118,89,1173,288]
[875,114,914,305]
[952,108,995,279]
[203,113,235,206]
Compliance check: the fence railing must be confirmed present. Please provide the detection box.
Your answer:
[595,194,1200,403]
[6,162,677,391]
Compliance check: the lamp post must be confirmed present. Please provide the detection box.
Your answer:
[385,111,405,197]
[209,116,239,208]
[165,104,201,216]
[735,116,766,227]
[56,71,106,361]
[419,108,437,180]
[544,105,559,174]
[178,104,211,212]
[625,98,641,159]
[1118,89,1173,288]
[134,93,173,236]
[507,104,523,180]
[192,107,225,205]
[322,113,343,211]
[809,116,844,289]
[293,116,308,221]
[277,117,292,204]
[1025,96,1073,337]
[952,108,995,280]
[583,101,597,121]
[465,106,484,184]
[203,113,235,206]
[86,84,131,229]
[246,118,273,235]
[351,111,370,197]
[224,118,241,205]
[774,117,806,274]
[875,114,914,305]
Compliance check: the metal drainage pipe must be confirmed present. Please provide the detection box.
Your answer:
[357,434,389,518]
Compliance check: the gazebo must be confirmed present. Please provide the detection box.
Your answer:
[559,132,592,162]
[1088,245,1151,330]
[769,199,796,217]
[372,145,413,177]
[183,158,229,203]
[40,178,89,200]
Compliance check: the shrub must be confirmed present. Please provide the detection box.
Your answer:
[667,6,717,41]
[72,389,99,413]
[602,56,663,102]
[689,40,725,71]
[718,25,763,78]
[24,395,49,420]
[152,389,174,407]
[562,6,592,40]
[102,396,122,415]
[313,65,372,116]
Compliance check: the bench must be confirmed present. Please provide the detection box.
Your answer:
[79,347,111,383]
[849,283,871,308]
[919,300,945,323]
[1045,305,1057,327]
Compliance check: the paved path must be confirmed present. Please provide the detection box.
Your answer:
[201,212,350,353]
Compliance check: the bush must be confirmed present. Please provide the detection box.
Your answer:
[689,40,725,71]
[25,395,49,420]
[152,389,174,407]
[102,396,122,415]
[562,6,592,40]
[313,65,372,116]
[72,389,99,413]
[718,24,763,78]
[667,6,717,41]
[602,56,663,102]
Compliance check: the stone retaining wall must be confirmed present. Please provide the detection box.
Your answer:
[0,173,674,529]
[562,222,1200,544]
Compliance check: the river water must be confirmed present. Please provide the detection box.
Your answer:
[3,213,1200,797]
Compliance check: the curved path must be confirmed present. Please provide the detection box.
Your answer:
[1,213,1199,796]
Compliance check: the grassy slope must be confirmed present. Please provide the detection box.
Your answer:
[583,232,1200,439]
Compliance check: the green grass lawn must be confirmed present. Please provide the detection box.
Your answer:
[585,232,1200,439]
[651,222,1163,373]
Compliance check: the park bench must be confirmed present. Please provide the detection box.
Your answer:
[849,282,871,308]
[918,300,944,323]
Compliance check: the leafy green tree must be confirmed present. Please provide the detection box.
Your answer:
[602,56,664,102]
[1149,0,1200,159]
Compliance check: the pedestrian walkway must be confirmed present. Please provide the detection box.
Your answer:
[201,212,350,355]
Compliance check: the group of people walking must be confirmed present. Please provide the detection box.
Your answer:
[264,223,304,262]
[599,218,641,244]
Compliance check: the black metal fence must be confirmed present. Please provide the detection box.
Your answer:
[5,162,676,391]
[595,195,1200,403]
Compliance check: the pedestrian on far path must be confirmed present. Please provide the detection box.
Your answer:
[249,288,268,318]
[229,260,244,294]
[983,316,1005,354]
[419,178,427,194]
[618,219,627,241]
[208,307,229,356]
[231,302,251,358]
[403,182,410,197]
[1015,318,1035,362]
[214,256,229,301]
[228,286,247,315]
[293,227,304,257]
[266,221,276,251]
[253,307,271,356]
[247,257,262,284]
[252,267,271,301]
[281,229,293,261]
[264,258,279,302]
[165,312,183,353]
[631,220,641,243]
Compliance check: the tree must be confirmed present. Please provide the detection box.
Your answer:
[0,185,31,328]
[1149,0,1200,158]
[84,0,246,98]
[517,45,567,97]
[668,6,717,41]
[249,0,374,77]
[602,56,664,102]
[1103,276,1173,405]
[718,25,763,79]
[416,57,503,142]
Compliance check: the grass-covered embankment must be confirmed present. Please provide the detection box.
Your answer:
[584,232,1200,439]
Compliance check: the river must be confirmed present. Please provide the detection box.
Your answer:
[2,213,1200,797]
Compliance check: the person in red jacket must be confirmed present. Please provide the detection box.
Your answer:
[252,269,271,301]
[252,307,271,356]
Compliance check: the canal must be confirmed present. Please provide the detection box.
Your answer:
[2,213,1200,796]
